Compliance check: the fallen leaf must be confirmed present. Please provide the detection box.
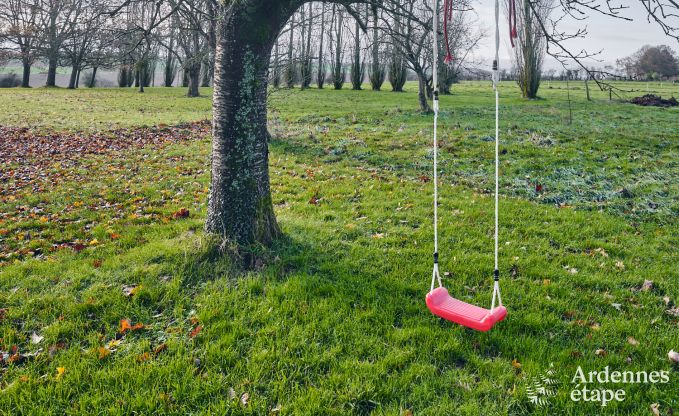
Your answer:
[651,403,660,416]
[590,323,601,331]
[137,352,151,362]
[542,279,551,286]
[56,367,65,379]
[172,208,190,219]
[228,387,236,400]
[668,350,679,363]
[511,359,522,369]
[627,337,639,346]
[372,233,384,239]
[89,239,99,246]
[611,303,622,311]
[666,307,679,317]
[122,284,141,297]
[106,339,122,349]
[153,343,168,355]
[641,280,653,291]
[92,259,103,268]
[98,347,111,360]
[595,349,607,357]
[615,260,625,270]
[120,319,144,333]
[189,325,202,338]
[240,392,249,407]
[30,332,44,344]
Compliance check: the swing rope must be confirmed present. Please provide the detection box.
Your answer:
[430,0,503,309]
[431,0,442,292]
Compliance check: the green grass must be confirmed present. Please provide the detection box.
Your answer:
[0,82,678,415]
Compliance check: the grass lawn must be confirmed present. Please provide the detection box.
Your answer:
[0,81,678,415]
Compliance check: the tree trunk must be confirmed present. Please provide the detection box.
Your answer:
[68,65,78,89]
[316,2,325,89]
[21,61,31,88]
[46,56,58,87]
[187,62,201,97]
[88,67,98,88]
[206,1,289,250]
[417,72,431,112]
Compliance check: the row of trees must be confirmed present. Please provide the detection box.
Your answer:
[0,0,216,95]
[269,0,483,111]
[1,0,550,106]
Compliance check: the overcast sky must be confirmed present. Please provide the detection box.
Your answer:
[472,0,677,70]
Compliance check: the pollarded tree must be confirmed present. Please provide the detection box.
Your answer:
[509,0,553,98]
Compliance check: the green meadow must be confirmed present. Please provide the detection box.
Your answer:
[0,81,677,415]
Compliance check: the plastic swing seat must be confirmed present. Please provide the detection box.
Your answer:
[426,287,507,332]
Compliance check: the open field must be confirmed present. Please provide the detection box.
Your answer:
[0,81,678,415]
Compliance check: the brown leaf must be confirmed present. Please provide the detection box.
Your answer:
[595,349,607,357]
[240,392,249,407]
[153,343,168,355]
[511,359,522,369]
[641,280,654,291]
[137,352,151,362]
[172,208,190,219]
[651,403,660,416]
[666,307,679,317]
[627,337,639,346]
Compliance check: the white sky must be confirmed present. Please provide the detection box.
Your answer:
[472,0,677,70]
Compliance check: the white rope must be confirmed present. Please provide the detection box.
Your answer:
[430,0,442,292]
[491,0,503,309]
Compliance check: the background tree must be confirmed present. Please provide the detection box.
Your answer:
[37,0,83,87]
[368,4,385,90]
[509,0,552,98]
[349,7,365,90]
[617,45,679,80]
[329,4,346,90]
[0,0,40,87]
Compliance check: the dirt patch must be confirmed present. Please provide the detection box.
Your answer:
[629,94,678,107]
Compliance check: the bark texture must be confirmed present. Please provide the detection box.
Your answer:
[205,1,297,248]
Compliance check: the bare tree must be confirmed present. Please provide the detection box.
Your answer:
[0,0,40,87]
[509,0,552,98]
[37,0,84,87]
[368,4,386,90]
[349,6,365,90]
[328,4,346,90]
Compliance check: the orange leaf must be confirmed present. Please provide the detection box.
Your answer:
[98,347,111,360]
[119,319,145,333]
[511,359,522,369]
[56,367,65,379]
[137,352,151,362]
[189,325,203,338]
[120,319,132,332]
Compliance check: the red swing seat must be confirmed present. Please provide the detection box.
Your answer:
[426,287,507,332]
